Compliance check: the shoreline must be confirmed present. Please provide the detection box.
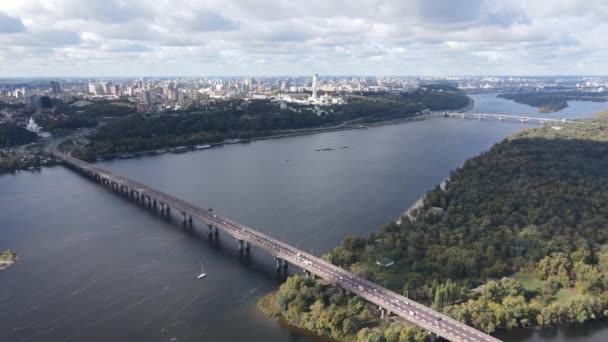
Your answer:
[396,177,449,224]
[80,97,475,162]
[0,250,18,271]
[95,113,445,161]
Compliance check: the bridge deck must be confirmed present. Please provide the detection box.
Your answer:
[444,112,582,124]
[54,151,501,342]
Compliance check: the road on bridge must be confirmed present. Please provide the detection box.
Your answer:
[53,151,502,342]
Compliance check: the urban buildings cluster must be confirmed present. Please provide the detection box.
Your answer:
[0,75,424,114]
[1,75,606,117]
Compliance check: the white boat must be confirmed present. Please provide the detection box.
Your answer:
[195,144,211,150]
[197,264,207,279]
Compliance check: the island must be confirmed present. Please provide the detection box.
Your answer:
[259,111,608,341]
[0,250,18,271]
[498,91,608,113]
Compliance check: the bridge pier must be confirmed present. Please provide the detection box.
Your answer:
[214,226,218,236]
[303,269,315,278]
[207,224,213,237]
[237,239,244,252]
[52,152,500,342]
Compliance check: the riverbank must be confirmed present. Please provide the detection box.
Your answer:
[65,96,475,162]
[0,250,18,271]
[395,178,448,224]
[83,113,444,161]
[257,275,429,342]
[0,151,58,175]
[267,111,608,339]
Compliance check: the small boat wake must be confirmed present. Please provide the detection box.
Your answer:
[197,264,207,279]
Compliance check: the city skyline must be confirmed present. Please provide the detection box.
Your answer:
[0,0,607,77]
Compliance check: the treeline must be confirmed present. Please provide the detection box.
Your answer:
[498,92,607,113]
[74,86,469,158]
[0,123,37,147]
[259,275,430,342]
[319,116,608,334]
[445,277,608,334]
[38,99,135,132]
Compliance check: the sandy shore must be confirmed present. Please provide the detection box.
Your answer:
[396,178,449,225]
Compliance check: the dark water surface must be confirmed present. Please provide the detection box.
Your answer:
[1,95,607,342]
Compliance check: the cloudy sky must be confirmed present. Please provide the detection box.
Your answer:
[0,0,606,77]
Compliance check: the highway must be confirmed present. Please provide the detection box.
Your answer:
[54,151,502,342]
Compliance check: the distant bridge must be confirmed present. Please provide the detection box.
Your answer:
[444,112,582,124]
[53,151,501,342]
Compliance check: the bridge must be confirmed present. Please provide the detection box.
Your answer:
[444,112,582,124]
[53,151,502,342]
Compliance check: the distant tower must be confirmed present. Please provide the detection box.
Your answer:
[312,73,318,98]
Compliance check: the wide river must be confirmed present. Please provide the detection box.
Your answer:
[1,95,608,342]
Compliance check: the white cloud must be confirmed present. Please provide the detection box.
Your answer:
[0,0,606,76]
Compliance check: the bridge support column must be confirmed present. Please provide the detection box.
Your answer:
[237,239,244,252]
[283,260,288,270]
[275,257,282,270]
[380,307,385,319]
[214,226,218,236]
[245,241,250,251]
[207,224,213,236]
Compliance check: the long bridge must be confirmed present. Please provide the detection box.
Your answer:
[444,112,581,124]
[53,151,501,342]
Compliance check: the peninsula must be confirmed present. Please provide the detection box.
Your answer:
[260,111,608,340]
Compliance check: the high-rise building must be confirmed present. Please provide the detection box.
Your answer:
[312,74,318,98]
[50,81,61,94]
[110,84,120,96]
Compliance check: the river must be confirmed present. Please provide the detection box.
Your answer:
[1,95,607,342]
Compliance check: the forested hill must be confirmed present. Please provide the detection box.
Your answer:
[319,113,608,335]
[0,123,38,148]
[71,85,469,159]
